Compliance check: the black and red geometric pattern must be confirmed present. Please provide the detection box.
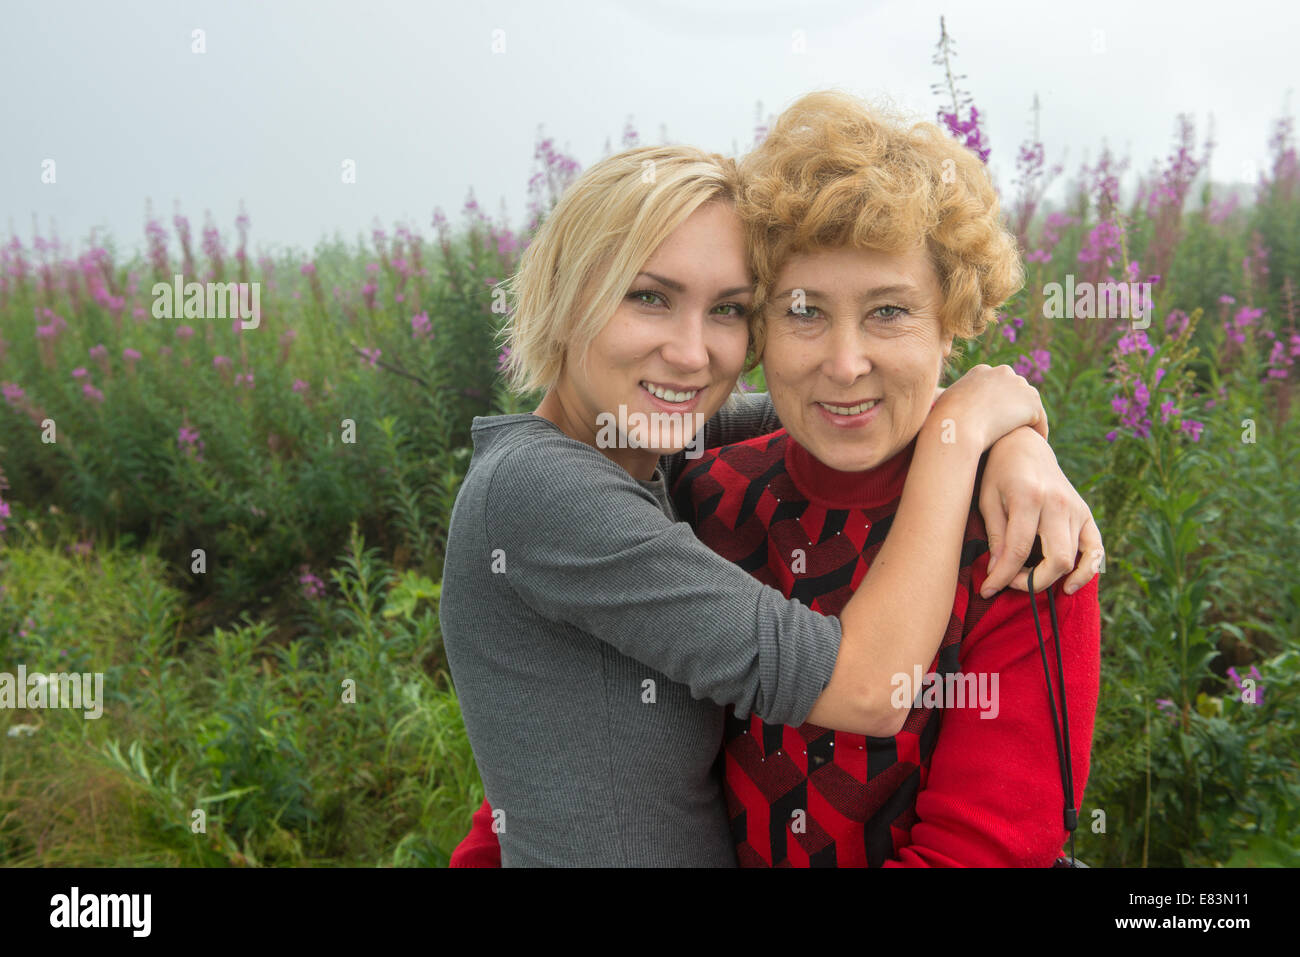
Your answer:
[673,428,993,867]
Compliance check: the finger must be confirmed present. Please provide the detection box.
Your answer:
[1016,496,1075,593]
[1063,515,1105,595]
[981,491,1041,598]
[979,481,1009,586]
[1032,394,1049,441]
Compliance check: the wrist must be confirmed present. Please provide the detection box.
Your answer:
[988,424,1052,461]
[918,410,986,462]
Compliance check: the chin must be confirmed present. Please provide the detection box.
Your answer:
[823,439,889,472]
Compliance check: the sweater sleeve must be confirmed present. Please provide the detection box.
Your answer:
[883,567,1100,867]
[449,799,501,868]
[485,436,840,726]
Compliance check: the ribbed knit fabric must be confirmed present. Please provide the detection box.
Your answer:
[674,429,1101,867]
[440,392,846,866]
[452,426,1102,868]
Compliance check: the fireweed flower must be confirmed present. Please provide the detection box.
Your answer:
[235,372,255,389]
[81,383,105,404]
[938,105,990,163]
[1041,211,1077,250]
[1225,306,1264,345]
[145,217,170,274]
[213,355,232,370]
[496,346,511,373]
[0,497,10,534]
[90,343,110,375]
[71,367,88,380]
[1117,331,1156,357]
[298,566,326,600]
[362,281,378,311]
[1014,349,1051,384]
[1155,698,1178,722]
[175,325,195,340]
[359,347,381,368]
[292,378,310,395]
[2,382,25,405]
[177,425,205,461]
[1078,218,1124,271]
[411,311,432,340]
[1266,339,1294,380]
[1227,665,1264,704]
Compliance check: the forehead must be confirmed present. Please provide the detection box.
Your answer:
[774,243,938,291]
[642,203,751,283]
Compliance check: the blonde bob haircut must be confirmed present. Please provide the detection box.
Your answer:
[737,90,1023,369]
[499,144,744,395]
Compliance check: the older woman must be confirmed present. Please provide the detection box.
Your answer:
[442,133,1100,866]
[668,90,1102,865]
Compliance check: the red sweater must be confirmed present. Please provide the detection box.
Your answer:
[450,430,1100,867]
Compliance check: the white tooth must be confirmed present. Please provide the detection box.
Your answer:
[820,399,877,415]
[644,382,698,402]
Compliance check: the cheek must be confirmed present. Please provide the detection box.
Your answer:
[599,312,654,364]
[717,322,751,369]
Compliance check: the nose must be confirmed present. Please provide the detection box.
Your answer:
[658,309,710,372]
[821,319,873,385]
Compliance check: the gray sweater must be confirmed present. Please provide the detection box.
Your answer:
[439,392,843,866]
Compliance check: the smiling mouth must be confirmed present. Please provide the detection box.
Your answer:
[816,398,880,415]
[640,380,703,403]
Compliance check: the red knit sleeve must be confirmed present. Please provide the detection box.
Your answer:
[448,798,502,868]
[883,564,1100,867]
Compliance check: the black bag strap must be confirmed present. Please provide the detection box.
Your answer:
[1027,566,1080,868]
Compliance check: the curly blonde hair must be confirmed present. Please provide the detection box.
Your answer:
[737,90,1022,368]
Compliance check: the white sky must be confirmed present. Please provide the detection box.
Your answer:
[1,0,1295,260]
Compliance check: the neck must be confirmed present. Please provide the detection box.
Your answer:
[783,434,916,509]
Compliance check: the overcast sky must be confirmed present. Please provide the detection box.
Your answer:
[2,0,1295,261]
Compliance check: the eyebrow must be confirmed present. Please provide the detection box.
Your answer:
[637,272,753,299]
[772,283,919,300]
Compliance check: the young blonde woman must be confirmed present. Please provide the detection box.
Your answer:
[439,144,1102,866]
